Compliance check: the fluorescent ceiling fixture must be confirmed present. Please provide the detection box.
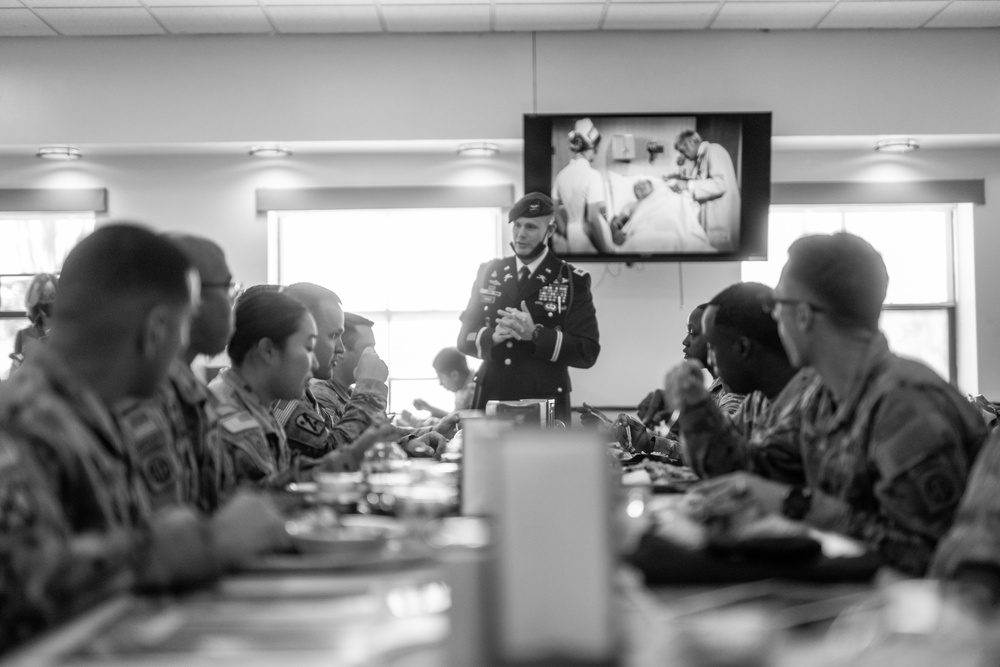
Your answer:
[36,146,82,160]
[457,142,499,157]
[249,144,292,158]
[874,138,920,153]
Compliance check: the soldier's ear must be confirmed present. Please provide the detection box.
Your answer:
[138,304,171,361]
[256,336,279,364]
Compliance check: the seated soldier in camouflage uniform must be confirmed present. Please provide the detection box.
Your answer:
[638,302,745,429]
[272,283,395,471]
[209,290,317,486]
[664,282,832,485]
[118,235,236,514]
[931,429,1000,608]
[0,225,288,652]
[310,313,456,457]
[689,233,986,576]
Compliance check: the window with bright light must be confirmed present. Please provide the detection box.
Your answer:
[271,208,502,413]
[742,205,956,382]
[0,212,96,379]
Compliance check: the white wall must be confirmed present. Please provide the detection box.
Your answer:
[1,29,999,405]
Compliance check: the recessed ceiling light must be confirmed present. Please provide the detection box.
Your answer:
[874,138,919,153]
[249,144,292,158]
[36,146,82,160]
[457,142,500,158]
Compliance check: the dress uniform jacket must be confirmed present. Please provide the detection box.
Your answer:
[457,251,600,422]
[209,369,291,487]
[119,358,234,514]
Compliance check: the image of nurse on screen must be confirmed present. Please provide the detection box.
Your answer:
[548,115,743,255]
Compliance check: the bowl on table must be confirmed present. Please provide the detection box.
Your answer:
[285,509,404,556]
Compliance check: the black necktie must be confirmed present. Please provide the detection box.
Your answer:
[518,266,530,290]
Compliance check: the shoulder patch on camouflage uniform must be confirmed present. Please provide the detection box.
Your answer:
[220,412,260,434]
[294,411,327,438]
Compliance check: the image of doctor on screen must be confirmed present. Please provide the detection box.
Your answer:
[664,129,741,252]
[551,118,614,255]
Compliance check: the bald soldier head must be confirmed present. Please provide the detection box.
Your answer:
[165,234,234,362]
[51,223,197,403]
[283,283,344,382]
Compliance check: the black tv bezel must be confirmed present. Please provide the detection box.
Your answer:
[523,111,771,263]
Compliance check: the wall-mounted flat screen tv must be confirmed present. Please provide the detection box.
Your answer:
[524,112,771,262]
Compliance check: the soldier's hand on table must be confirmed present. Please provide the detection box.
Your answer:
[211,490,292,568]
[355,346,389,383]
[339,423,400,468]
[405,432,446,457]
[638,388,671,426]
[139,506,220,589]
[690,472,788,518]
[664,360,710,411]
[433,412,460,440]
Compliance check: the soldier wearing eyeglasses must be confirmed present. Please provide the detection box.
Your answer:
[685,233,986,577]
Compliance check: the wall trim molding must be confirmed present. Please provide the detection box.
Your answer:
[772,180,985,205]
[257,184,515,212]
[0,188,107,212]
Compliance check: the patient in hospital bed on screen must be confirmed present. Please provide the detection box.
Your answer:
[609,176,715,253]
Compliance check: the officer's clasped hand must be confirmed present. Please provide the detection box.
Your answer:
[496,301,536,341]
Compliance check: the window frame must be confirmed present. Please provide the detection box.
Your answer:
[744,203,959,384]
[268,205,504,412]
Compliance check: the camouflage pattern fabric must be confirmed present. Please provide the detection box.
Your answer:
[208,369,290,487]
[680,368,831,485]
[801,335,987,576]
[118,359,234,514]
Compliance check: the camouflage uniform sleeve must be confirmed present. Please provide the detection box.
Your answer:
[715,389,746,417]
[678,396,753,479]
[117,402,185,512]
[323,379,390,450]
[273,398,334,460]
[833,390,976,577]
[930,431,1000,580]
[0,433,134,650]
[217,410,279,487]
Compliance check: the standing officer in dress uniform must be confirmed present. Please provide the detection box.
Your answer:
[458,192,601,423]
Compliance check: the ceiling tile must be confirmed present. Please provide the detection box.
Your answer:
[267,5,381,32]
[712,1,834,29]
[603,2,719,29]
[150,6,272,33]
[261,0,376,5]
[26,0,141,7]
[381,4,490,31]
[495,3,604,31]
[34,7,164,34]
[0,7,59,34]
[496,0,598,3]
[147,0,257,6]
[925,0,1000,28]
[381,0,488,4]
[0,0,25,7]
[818,0,948,29]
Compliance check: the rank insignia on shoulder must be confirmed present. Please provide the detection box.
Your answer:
[573,266,589,277]
[220,413,259,434]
